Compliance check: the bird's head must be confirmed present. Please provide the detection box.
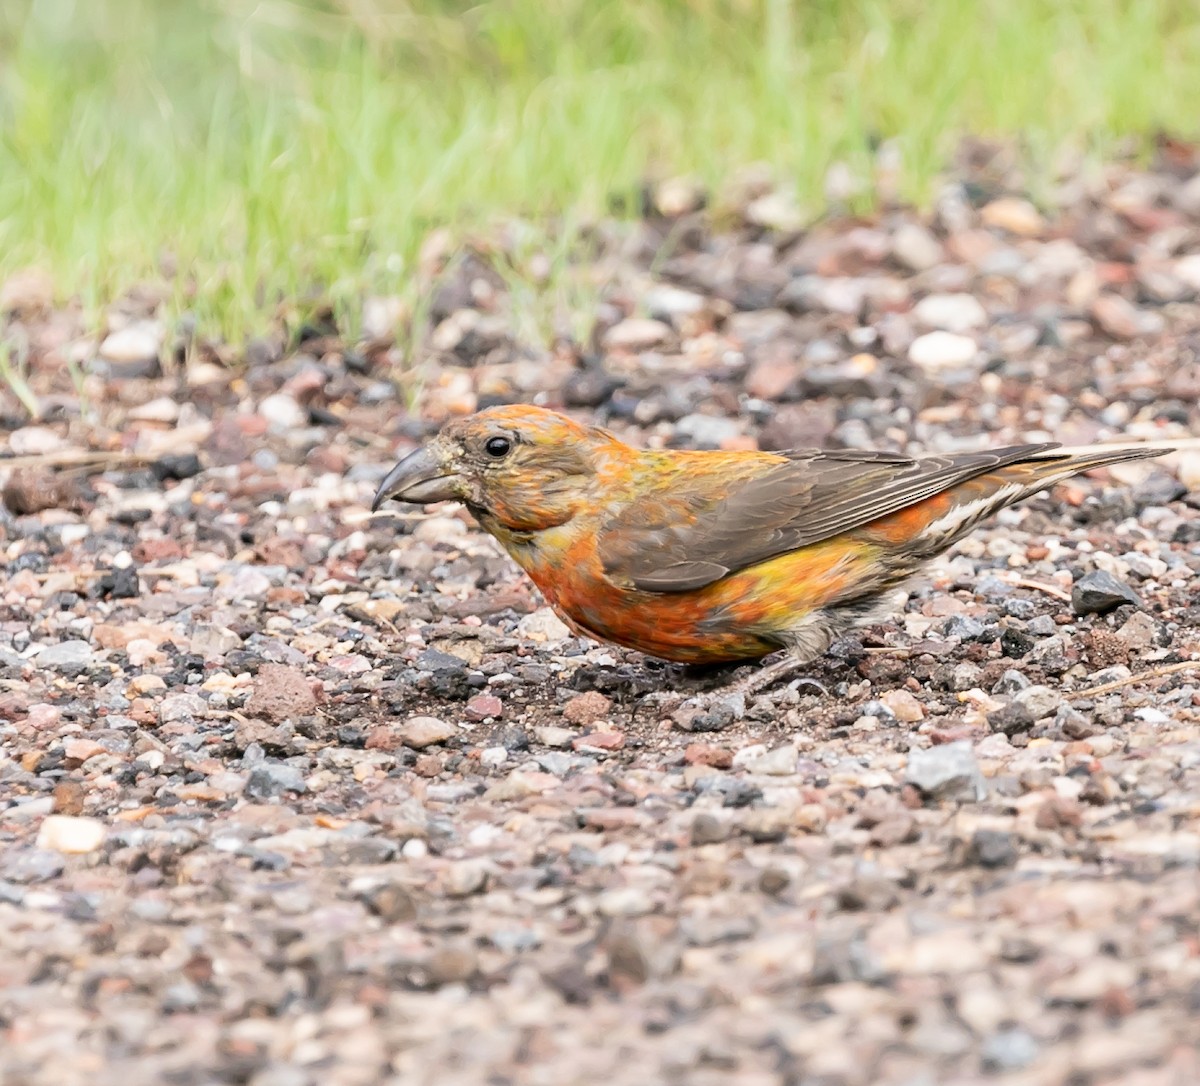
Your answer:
[371,405,621,532]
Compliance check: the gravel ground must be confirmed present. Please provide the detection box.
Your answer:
[4,147,1200,1085]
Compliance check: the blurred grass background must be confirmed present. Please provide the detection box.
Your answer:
[1,0,1199,342]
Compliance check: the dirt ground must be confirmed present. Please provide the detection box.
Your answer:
[3,147,1200,1085]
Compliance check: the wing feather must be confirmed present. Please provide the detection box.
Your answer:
[598,443,1059,592]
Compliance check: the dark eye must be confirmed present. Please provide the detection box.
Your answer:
[484,435,512,459]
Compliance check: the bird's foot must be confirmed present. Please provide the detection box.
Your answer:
[672,654,828,730]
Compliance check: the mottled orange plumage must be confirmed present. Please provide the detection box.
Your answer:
[372,405,1164,676]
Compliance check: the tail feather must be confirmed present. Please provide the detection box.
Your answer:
[914,443,1172,554]
[1007,443,1170,491]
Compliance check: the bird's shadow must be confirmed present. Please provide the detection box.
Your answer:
[568,637,870,704]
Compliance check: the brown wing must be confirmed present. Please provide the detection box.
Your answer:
[598,443,1059,592]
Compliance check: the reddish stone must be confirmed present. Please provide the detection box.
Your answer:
[561,691,611,726]
[572,731,625,752]
[464,694,503,722]
[684,743,733,769]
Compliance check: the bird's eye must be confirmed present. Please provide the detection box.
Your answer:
[484,435,512,459]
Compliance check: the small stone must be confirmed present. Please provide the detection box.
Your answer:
[245,663,318,721]
[532,726,575,748]
[190,625,242,657]
[905,741,986,802]
[479,746,507,768]
[744,355,801,400]
[0,849,65,884]
[987,701,1035,737]
[159,693,207,724]
[1178,450,1200,491]
[690,813,731,845]
[602,318,672,351]
[571,731,625,752]
[64,738,106,763]
[1091,293,1162,339]
[747,745,798,776]
[912,293,988,332]
[516,608,571,642]
[907,331,978,370]
[127,674,166,696]
[245,763,308,799]
[981,1027,1039,1072]
[654,176,705,217]
[891,223,943,271]
[992,669,1031,695]
[745,190,805,232]
[967,829,1018,868]
[259,392,308,429]
[26,704,62,731]
[980,197,1044,237]
[596,886,655,918]
[675,413,742,449]
[1115,610,1160,651]
[1055,704,1096,739]
[36,815,107,854]
[444,862,488,898]
[52,781,85,815]
[464,693,502,721]
[562,691,612,726]
[1071,570,1141,615]
[879,689,924,723]
[34,641,95,670]
[427,944,478,987]
[99,322,162,364]
[400,716,458,749]
[684,743,733,769]
[1035,794,1082,830]
[869,814,918,847]
[1012,684,1064,721]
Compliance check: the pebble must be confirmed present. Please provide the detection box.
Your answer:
[444,861,488,898]
[516,608,571,642]
[891,223,943,271]
[246,663,318,721]
[602,318,671,351]
[0,849,65,884]
[879,689,924,723]
[912,293,988,332]
[907,331,978,370]
[1072,570,1142,615]
[464,693,503,721]
[36,815,107,854]
[1012,684,1064,721]
[905,741,986,801]
[967,829,1018,868]
[561,691,611,726]
[99,322,162,363]
[245,763,308,799]
[981,1027,1040,1071]
[259,392,308,429]
[33,640,95,669]
[746,745,799,776]
[400,716,458,749]
[980,197,1045,236]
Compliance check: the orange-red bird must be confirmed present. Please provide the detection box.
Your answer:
[373,406,1166,693]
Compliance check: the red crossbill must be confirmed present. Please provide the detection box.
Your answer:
[373,405,1166,694]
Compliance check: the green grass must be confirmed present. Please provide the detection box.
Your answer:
[1,0,1199,345]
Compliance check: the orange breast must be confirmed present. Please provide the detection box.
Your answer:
[519,534,883,664]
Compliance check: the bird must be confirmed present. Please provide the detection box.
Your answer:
[372,404,1168,697]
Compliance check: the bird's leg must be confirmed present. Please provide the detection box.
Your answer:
[728,652,829,699]
[678,651,829,721]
